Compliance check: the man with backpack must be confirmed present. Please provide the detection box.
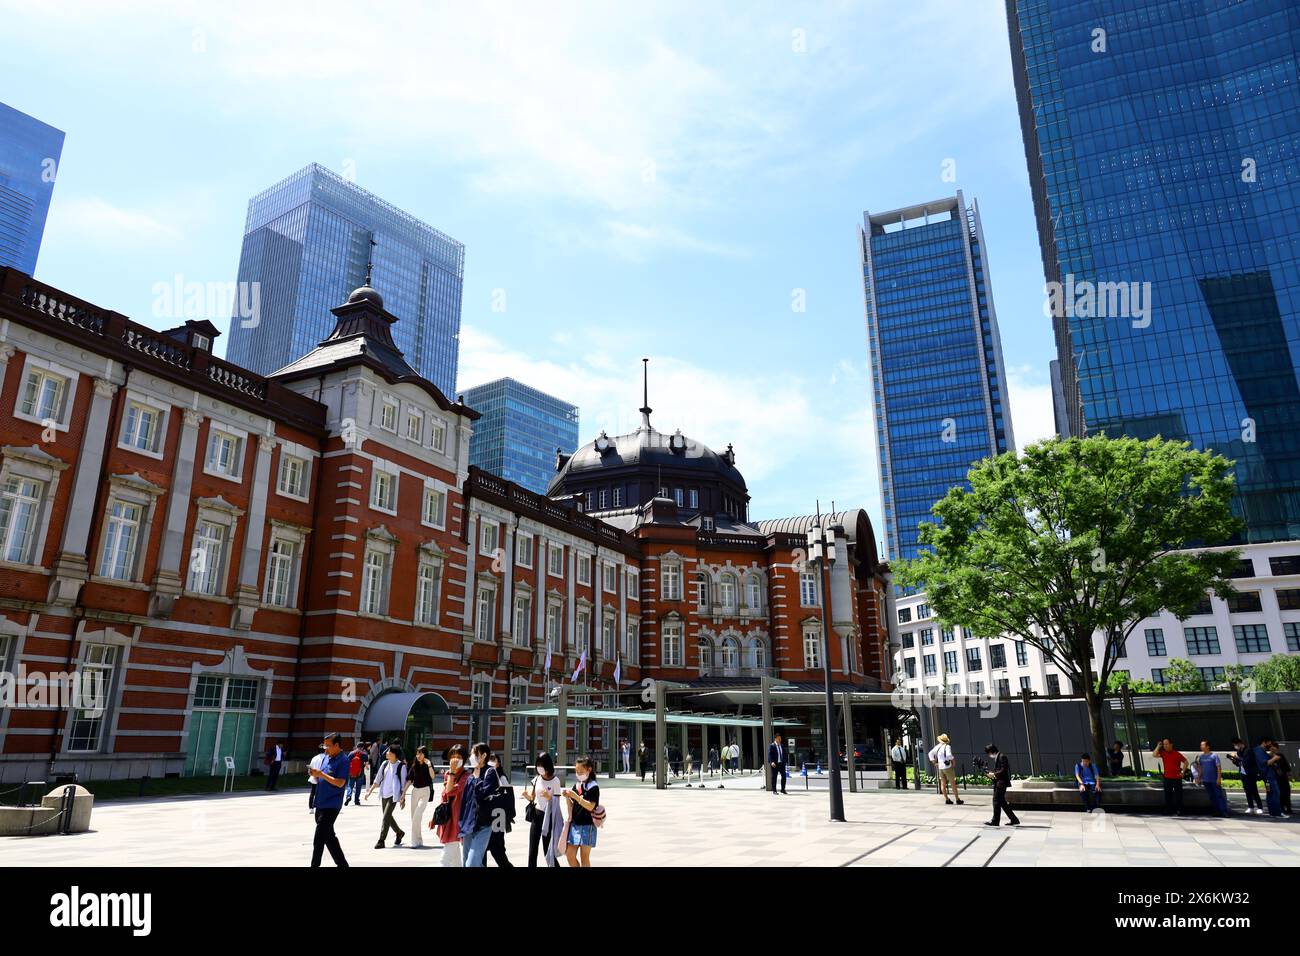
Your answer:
[345,742,368,806]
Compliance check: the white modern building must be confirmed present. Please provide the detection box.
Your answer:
[892,541,1300,696]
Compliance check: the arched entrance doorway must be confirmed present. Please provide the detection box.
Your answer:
[360,691,453,755]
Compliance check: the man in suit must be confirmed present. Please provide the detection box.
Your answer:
[983,743,1020,827]
[265,740,284,791]
[768,733,787,794]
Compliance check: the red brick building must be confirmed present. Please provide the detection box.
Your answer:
[0,267,890,783]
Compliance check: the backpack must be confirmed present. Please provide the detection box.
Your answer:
[349,753,363,778]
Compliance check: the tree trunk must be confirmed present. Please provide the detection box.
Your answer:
[1082,683,1109,773]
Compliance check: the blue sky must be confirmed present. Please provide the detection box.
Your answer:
[1,0,1058,549]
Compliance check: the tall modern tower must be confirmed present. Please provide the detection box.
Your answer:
[0,102,64,275]
[1007,0,1300,542]
[226,163,464,396]
[861,192,1016,564]
[462,377,580,494]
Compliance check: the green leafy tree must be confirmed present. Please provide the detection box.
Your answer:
[1248,655,1300,692]
[1104,671,1161,695]
[896,435,1240,770]
[1162,658,1207,692]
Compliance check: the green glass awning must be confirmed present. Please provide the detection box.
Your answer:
[505,705,798,728]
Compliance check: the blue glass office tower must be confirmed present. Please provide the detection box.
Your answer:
[462,378,579,494]
[0,102,64,275]
[226,163,464,396]
[1007,0,1300,542]
[861,192,1016,563]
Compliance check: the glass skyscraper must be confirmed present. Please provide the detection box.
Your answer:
[0,101,64,275]
[462,377,580,494]
[226,163,464,396]
[861,192,1016,563]
[1007,0,1300,542]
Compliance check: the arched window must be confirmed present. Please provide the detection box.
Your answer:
[746,574,762,610]
[697,639,713,676]
[696,571,710,610]
[747,638,768,672]
[720,573,737,610]
[721,637,739,671]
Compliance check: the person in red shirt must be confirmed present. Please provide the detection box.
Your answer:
[1152,739,1189,815]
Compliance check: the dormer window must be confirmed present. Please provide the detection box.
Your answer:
[702,516,715,532]
[192,333,210,352]
[594,431,612,454]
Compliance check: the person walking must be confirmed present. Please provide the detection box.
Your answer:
[621,738,632,775]
[404,746,435,846]
[433,744,469,867]
[1269,741,1292,817]
[307,745,326,811]
[707,745,719,778]
[307,732,350,867]
[1255,737,1284,818]
[1227,737,1264,814]
[1074,753,1102,812]
[1196,740,1228,817]
[983,743,1019,827]
[345,742,367,806]
[638,741,652,783]
[767,733,787,794]
[890,738,908,790]
[563,756,601,867]
[524,751,563,867]
[458,742,501,866]
[368,739,382,785]
[367,744,408,847]
[265,741,284,791]
[1153,739,1189,816]
[1107,741,1126,777]
[485,752,515,867]
[928,734,963,806]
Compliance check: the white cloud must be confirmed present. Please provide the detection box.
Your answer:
[457,321,882,523]
[45,197,183,244]
[1006,365,1059,449]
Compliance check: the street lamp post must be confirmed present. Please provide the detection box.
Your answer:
[806,512,846,822]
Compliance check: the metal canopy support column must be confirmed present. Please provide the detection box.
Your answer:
[607,718,616,779]
[634,720,643,780]
[680,723,689,781]
[557,686,569,769]
[654,681,667,790]
[761,676,774,791]
[842,691,857,793]
[1020,688,1041,776]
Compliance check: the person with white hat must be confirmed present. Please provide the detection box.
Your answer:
[928,733,963,806]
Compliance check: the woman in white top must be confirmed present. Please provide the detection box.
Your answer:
[927,733,963,806]
[523,751,563,867]
[307,747,326,812]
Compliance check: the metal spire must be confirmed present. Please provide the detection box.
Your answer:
[639,357,653,428]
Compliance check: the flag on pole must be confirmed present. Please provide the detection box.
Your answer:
[572,649,587,682]
[545,642,552,678]
[613,656,621,685]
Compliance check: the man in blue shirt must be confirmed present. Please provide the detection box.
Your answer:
[308,732,351,867]
[1074,753,1102,812]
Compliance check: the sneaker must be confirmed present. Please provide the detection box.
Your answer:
[956,799,964,805]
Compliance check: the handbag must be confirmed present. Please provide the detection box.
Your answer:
[432,800,451,827]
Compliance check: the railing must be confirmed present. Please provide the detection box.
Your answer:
[1,269,326,432]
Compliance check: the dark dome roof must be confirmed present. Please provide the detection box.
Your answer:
[547,423,746,495]
[347,285,384,308]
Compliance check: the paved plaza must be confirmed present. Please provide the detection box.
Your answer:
[4,774,1299,867]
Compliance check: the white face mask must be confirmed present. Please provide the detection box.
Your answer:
[576,773,589,783]
[468,754,478,769]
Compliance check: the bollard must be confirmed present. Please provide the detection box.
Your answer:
[138,775,150,798]
[58,785,76,834]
